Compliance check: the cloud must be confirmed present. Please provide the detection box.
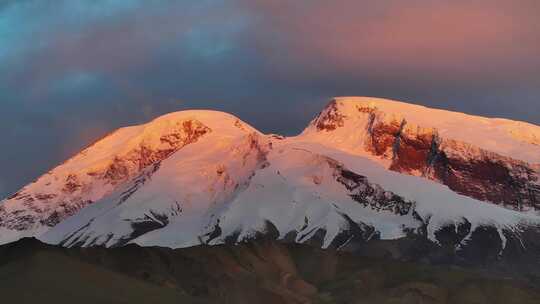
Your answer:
[242,0,540,85]
[1,0,248,98]
[4,0,539,101]
[1,0,539,198]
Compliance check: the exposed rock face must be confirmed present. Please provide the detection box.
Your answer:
[366,116,540,210]
[100,120,211,184]
[314,100,346,131]
[0,119,211,231]
[430,141,540,210]
[312,99,540,211]
[332,161,414,217]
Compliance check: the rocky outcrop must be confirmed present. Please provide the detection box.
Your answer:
[331,160,414,216]
[99,120,211,184]
[314,100,346,131]
[364,114,540,210]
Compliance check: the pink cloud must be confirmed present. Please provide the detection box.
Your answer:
[243,0,540,82]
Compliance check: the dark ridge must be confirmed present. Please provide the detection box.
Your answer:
[0,238,539,304]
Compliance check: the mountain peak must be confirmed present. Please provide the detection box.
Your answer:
[304,97,540,164]
[0,109,261,244]
[147,109,256,130]
[298,97,540,212]
[1,97,539,256]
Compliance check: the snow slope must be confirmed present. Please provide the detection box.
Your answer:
[0,110,256,244]
[300,97,540,210]
[1,97,540,256]
[37,136,539,250]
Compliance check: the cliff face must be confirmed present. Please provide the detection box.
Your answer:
[307,98,540,211]
[368,115,540,210]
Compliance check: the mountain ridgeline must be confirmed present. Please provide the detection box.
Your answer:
[1,97,540,279]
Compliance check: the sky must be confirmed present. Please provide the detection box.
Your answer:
[1,0,539,198]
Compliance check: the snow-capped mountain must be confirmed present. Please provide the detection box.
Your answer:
[301,97,540,211]
[0,111,247,243]
[1,97,540,267]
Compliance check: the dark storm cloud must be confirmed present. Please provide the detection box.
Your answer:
[1,0,539,198]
